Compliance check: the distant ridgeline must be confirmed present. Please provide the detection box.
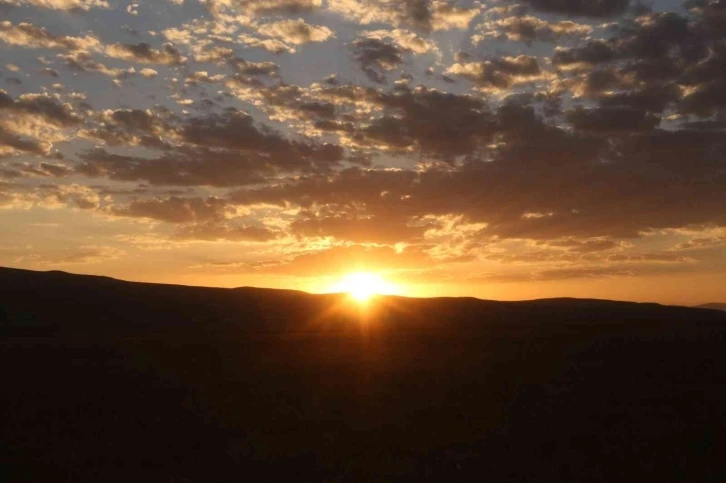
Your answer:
[1,266,725,337]
[3,266,726,482]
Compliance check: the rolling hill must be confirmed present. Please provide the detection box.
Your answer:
[698,303,726,311]
[2,267,726,482]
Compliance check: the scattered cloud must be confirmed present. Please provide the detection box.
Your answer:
[0,21,99,51]
[257,18,334,45]
[1,0,725,293]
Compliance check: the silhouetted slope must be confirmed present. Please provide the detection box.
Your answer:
[698,303,726,311]
[1,267,719,335]
[2,267,726,482]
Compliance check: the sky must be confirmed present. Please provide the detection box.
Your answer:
[0,0,724,305]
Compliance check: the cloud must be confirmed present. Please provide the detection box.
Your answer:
[549,6,726,124]
[606,253,696,264]
[139,68,158,78]
[18,246,124,267]
[429,1,480,30]
[257,18,334,45]
[77,109,344,187]
[309,84,497,159]
[0,182,100,210]
[2,0,725,286]
[446,55,544,90]
[173,221,280,242]
[232,59,279,76]
[536,238,621,253]
[105,42,187,65]
[474,16,592,44]
[1,161,73,178]
[252,244,432,276]
[77,147,269,187]
[240,36,295,54]
[229,112,726,242]
[0,90,81,156]
[80,108,170,147]
[207,0,322,16]
[350,37,405,83]
[0,124,49,156]
[289,212,431,243]
[178,109,343,170]
[672,236,726,251]
[285,84,496,159]
[566,107,660,133]
[363,28,436,54]
[328,0,479,31]
[2,92,82,127]
[0,21,100,51]
[110,196,234,223]
[6,0,109,11]
[520,0,630,17]
[60,52,135,78]
[533,267,636,281]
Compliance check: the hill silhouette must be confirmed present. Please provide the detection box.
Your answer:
[2,266,726,482]
[697,303,726,311]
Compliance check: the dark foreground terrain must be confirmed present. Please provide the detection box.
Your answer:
[2,267,726,482]
[698,303,726,311]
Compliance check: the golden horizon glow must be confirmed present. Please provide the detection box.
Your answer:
[327,272,402,303]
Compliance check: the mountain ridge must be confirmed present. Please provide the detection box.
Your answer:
[698,303,726,311]
[0,265,700,307]
[3,265,726,482]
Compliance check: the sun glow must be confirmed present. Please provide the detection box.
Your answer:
[328,272,401,303]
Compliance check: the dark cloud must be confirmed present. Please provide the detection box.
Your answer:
[329,0,478,32]
[315,85,497,161]
[522,0,630,17]
[351,38,405,84]
[82,108,170,147]
[553,40,616,66]
[38,163,73,177]
[402,0,433,31]
[77,147,268,187]
[446,55,542,90]
[0,90,81,127]
[598,84,680,113]
[551,4,726,125]
[256,18,334,45]
[173,222,279,242]
[179,109,343,170]
[477,15,592,44]
[105,42,186,65]
[111,196,233,223]
[232,59,280,77]
[2,0,725,282]
[0,125,48,156]
[76,105,345,186]
[61,52,134,78]
[230,117,726,243]
[566,107,660,134]
[219,0,321,15]
[9,162,74,177]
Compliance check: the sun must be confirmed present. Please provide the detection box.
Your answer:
[328,272,401,303]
